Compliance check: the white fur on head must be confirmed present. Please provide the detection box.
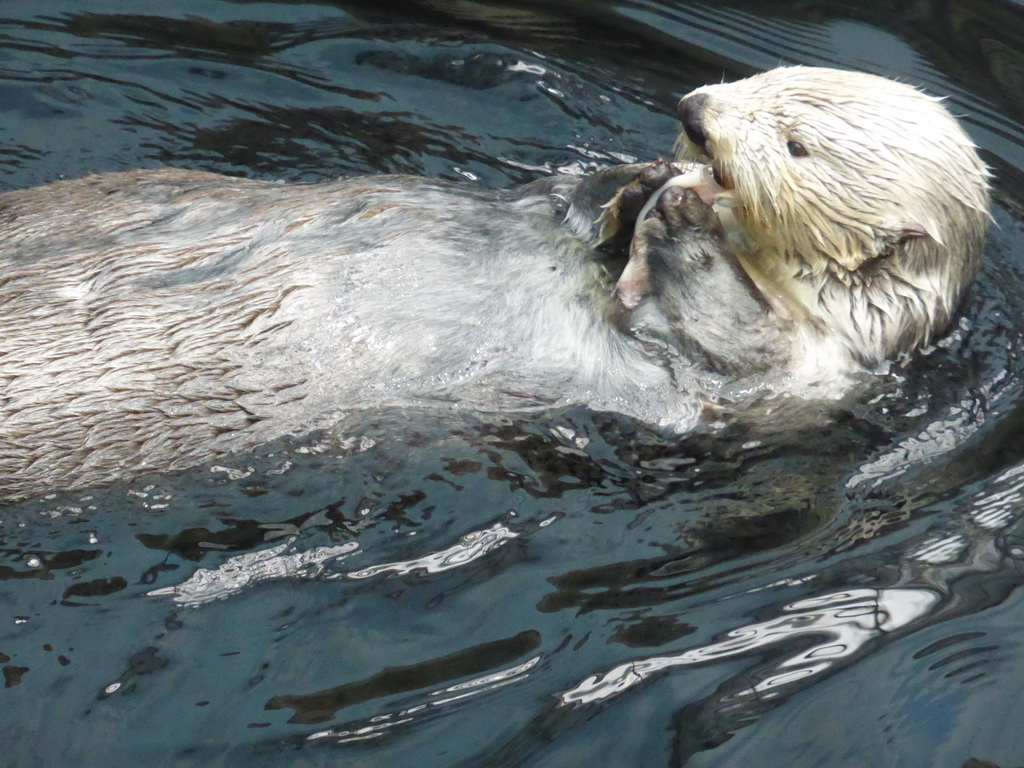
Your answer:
[678,66,991,367]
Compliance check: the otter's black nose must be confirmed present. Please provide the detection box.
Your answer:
[677,93,710,155]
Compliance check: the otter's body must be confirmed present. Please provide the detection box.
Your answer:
[0,66,991,501]
[0,166,762,498]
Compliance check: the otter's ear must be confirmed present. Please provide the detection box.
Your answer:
[897,222,930,241]
[891,216,944,247]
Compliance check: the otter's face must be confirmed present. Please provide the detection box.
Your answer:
[675,66,990,276]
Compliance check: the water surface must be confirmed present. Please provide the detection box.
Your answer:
[3,1,1024,766]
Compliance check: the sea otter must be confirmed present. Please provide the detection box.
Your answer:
[0,67,990,501]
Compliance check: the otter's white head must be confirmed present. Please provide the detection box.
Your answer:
[676,66,990,369]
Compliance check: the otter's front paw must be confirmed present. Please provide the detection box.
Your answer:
[615,186,723,308]
[641,185,720,238]
[597,159,686,250]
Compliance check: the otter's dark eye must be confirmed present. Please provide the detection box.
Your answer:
[787,140,809,158]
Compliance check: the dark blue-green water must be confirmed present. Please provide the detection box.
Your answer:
[4,1,1024,766]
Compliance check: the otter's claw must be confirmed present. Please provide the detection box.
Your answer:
[597,159,685,247]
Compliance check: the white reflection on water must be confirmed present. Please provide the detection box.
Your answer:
[346,523,519,579]
[847,394,986,489]
[305,656,540,744]
[146,521,519,605]
[147,540,359,606]
[909,534,969,564]
[559,587,939,706]
[560,453,1024,708]
[970,462,1024,530]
